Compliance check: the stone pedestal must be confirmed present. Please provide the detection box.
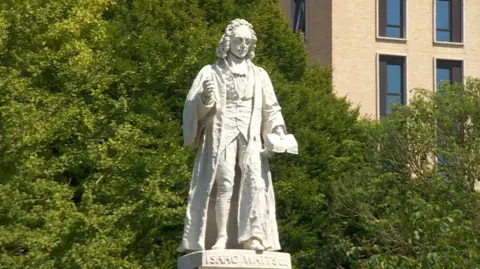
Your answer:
[178,250,292,269]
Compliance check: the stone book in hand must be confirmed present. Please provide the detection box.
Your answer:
[265,133,298,154]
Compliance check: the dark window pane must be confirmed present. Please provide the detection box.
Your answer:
[436,0,451,30]
[437,67,451,88]
[293,0,306,33]
[379,0,387,36]
[380,0,404,38]
[379,58,388,116]
[387,0,401,25]
[387,63,402,93]
[380,55,405,117]
[386,94,402,114]
[452,65,462,84]
[451,0,462,42]
[437,60,463,89]
[386,27,402,38]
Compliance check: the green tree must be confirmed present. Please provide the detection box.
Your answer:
[0,0,319,268]
[0,0,198,267]
[322,79,480,268]
[269,65,372,269]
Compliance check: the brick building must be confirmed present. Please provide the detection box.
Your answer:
[279,0,480,119]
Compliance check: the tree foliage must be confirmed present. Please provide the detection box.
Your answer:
[0,0,309,268]
[295,79,480,268]
[0,0,194,267]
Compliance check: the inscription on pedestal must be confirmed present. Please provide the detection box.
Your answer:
[178,250,292,269]
[205,253,290,267]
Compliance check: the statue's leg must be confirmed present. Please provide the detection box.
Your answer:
[212,137,238,250]
[237,134,266,251]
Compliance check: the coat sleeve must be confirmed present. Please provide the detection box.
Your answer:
[183,65,215,147]
[260,67,286,140]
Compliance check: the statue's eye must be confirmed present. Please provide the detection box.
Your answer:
[233,37,252,46]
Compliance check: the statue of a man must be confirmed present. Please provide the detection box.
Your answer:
[179,19,288,253]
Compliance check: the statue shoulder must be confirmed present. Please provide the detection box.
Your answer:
[198,64,214,75]
[250,63,269,77]
[198,62,227,77]
[252,65,271,81]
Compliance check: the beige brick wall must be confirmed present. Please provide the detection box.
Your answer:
[279,0,292,22]
[331,0,378,118]
[331,0,480,119]
[306,0,332,66]
[278,0,480,119]
[279,0,333,65]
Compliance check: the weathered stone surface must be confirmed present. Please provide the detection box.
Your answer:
[179,18,297,253]
[178,250,292,269]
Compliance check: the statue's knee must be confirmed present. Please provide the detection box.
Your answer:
[218,181,234,194]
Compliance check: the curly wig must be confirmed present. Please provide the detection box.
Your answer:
[216,19,257,60]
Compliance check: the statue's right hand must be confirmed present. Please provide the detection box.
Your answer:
[201,80,215,105]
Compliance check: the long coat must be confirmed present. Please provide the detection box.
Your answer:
[178,59,285,252]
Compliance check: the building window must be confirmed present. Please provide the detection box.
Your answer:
[436,59,463,89]
[435,59,464,172]
[292,0,306,34]
[379,55,406,118]
[378,0,406,38]
[435,0,462,42]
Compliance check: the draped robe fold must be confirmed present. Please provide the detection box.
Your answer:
[179,59,285,252]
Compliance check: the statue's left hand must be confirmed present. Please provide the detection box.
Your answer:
[273,126,285,139]
[261,148,275,158]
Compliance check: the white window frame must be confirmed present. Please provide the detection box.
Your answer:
[376,0,408,42]
[433,57,465,91]
[433,0,465,45]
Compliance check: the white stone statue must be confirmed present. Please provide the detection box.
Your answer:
[178,19,295,253]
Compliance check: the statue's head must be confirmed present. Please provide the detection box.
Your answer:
[216,19,257,60]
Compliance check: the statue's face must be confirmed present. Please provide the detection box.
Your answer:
[229,25,252,59]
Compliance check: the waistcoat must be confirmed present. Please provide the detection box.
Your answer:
[222,68,255,145]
